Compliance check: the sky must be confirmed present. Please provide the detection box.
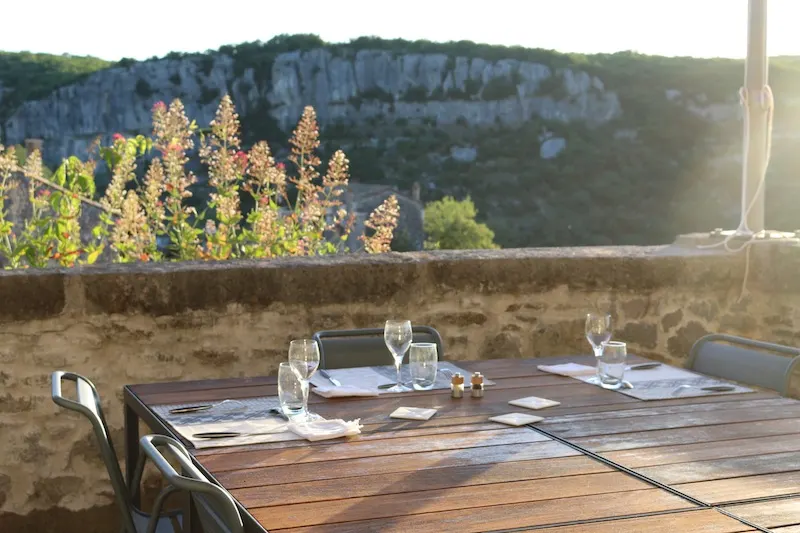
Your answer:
[2,0,798,61]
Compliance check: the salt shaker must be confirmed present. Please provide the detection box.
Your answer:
[471,372,485,398]
[451,373,464,398]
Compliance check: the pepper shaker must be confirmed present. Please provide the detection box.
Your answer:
[451,373,464,398]
[471,372,484,398]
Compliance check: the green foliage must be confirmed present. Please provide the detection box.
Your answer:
[360,87,394,103]
[169,72,181,85]
[536,73,566,99]
[482,76,518,100]
[402,86,429,102]
[200,86,221,105]
[423,196,498,250]
[0,51,110,127]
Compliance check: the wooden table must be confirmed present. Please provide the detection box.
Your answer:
[124,356,800,532]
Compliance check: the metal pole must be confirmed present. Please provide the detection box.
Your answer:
[743,0,768,233]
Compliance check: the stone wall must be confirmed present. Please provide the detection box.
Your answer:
[2,243,800,532]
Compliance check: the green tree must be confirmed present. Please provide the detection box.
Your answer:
[424,196,498,250]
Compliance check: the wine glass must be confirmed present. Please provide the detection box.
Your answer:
[585,312,612,385]
[384,320,413,392]
[288,339,320,421]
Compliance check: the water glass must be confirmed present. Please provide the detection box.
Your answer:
[278,362,307,418]
[598,341,627,390]
[409,342,438,390]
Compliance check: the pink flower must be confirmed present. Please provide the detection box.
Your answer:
[152,101,167,113]
[112,133,125,143]
[276,162,285,171]
[234,150,248,171]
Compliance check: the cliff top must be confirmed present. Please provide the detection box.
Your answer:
[4,33,800,129]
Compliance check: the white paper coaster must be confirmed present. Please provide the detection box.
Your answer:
[390,407,438,420]
[489,413,544,426]
[508,396,561,410]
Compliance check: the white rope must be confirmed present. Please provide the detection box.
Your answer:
[696,84,774,301]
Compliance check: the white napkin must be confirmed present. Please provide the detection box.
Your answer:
[287,419,363,442]
[312,385,380,398]
[537,363,596,377]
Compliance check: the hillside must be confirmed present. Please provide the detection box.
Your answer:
[3,35,800,248]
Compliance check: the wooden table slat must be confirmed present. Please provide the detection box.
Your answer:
[232,458,614,508]
[724,497,800,529]
[603,433,800,468]
[252,472,654,529]
[201,427,550,472]
[216,440,582,488]
[675,470,800,504]
[529,509,753,533]
[270,489,694,533]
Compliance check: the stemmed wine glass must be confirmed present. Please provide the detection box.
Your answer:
[288,339,321,421]
[585,312,612,384]
[384,320,413,392]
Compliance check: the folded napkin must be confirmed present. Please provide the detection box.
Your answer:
[537,363,596,377]
[312,385,380,398]
[287,419,363,442]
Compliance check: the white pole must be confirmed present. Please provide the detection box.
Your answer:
[743,0,768,233]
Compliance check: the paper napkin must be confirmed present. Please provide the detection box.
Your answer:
[537,363,596,377]
[312,385,380,398]
[287,419,363,442]
[390,407,438,421]
[489,413,544,426]
[508,396,561,410]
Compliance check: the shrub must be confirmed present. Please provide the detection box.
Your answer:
[0,96,399,268]
[423,196,498,250]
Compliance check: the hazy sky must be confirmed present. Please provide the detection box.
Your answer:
[2,0,798,61]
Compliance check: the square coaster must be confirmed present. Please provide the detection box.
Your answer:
[390,407,438,420]
[508,396,561,410]
[489,413,544,426]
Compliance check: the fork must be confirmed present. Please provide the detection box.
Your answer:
[672,384,736,396]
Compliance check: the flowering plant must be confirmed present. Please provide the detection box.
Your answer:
[0,95,399,268]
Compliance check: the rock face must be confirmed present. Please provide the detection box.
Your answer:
[3,49,621,165]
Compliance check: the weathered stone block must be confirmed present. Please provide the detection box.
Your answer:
[661,309,683,332]
[667,321,710,359]
[620,322,658,349]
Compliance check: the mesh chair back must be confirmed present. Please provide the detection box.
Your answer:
[313,326,444,369]
[689,334,800,395]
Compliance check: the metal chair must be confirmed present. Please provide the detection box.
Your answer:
[313,326,444,369]
[51,371,181,533]
[688,334,800,395]
[139,435,244,533]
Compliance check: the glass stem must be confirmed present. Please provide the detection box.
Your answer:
[395,359,402,387]
[593,346,603,376]
[302,379,309,414]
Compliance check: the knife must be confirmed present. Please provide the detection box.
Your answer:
[627,362,662,371]
[319,369,342,387]
[169,404,214,414]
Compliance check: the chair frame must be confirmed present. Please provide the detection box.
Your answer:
[51,371,180,533]
[139,435,244,533]
[688,334,800,395]
[313,326,444,369]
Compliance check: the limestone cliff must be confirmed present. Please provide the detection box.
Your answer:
[3,49,620,165]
